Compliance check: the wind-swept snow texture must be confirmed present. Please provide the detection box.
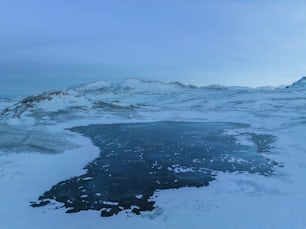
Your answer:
[0,77,306,229]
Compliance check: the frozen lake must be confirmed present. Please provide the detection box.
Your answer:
[32,121,277,216]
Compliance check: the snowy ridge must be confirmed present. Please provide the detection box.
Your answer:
[71,81,112,92]
[72,79,197,93]
[286,76,306,90]
[1,90,66,118]
[0,97,18,112]
[0,77,305,125]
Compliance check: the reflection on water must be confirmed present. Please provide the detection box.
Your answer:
[32,122,277,217]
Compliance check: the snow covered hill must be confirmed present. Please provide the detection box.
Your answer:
[1,77,305,127]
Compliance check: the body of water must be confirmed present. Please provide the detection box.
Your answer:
[32,122,276,217]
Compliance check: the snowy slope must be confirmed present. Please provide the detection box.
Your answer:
[0,78,305,229]
[1,78,305,126]
[0,97,18,112]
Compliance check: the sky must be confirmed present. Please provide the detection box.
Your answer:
[1,0,306,96]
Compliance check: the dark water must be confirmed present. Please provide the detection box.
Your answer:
[32,122,276,217]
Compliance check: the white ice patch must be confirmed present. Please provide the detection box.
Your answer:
[234,134,255,146]
[103,201,119,206]
[82,177,93,181]
[168,165,195,173]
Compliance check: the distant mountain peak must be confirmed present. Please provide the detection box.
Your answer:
[71,78,197,93]
[288,76,306,89]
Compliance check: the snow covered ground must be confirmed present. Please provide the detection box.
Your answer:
[0,78,305,229]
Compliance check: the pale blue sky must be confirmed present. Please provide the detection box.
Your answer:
[1,0,306,96]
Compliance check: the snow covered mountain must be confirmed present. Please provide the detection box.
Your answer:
[286,76,306,90]
[1,77,305,126]
[1,79,201,120]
